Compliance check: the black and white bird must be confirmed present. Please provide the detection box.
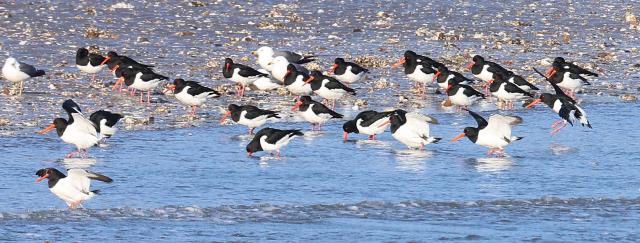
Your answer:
[283,64,313,96]
[291,96,343,130]
[378,109,440,149]
[342,110,394,141]
[38,99,100,158]
[446,84,485,110]
[101,51,154,71]
[467,55,509,93]
[223,58,268,97]
[434,66,474,91]
[89,110,123,142]
[252,46,315,72]
[2,57,45,95]
[246,127,304,158]
[164,79,220,116]
[75,48,107,81]
[545,57,595,98]
[451,109,523,157]
[330,58,368,84]
[35,168,113,209]
[119,67,168,103]
[526,68,592,135]
[306,71,356,108]
[392,51,439,96]
[488,75,534,109]
[493,70,539,93]
[220,104,280,135]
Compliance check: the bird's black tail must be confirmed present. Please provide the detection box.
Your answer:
[33,70,45,77]
[296,56,316,64]
[91,189,101,194]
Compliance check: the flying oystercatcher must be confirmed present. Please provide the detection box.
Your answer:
[451,109,523,157]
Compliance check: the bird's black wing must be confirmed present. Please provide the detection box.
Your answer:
[311,101,343,118]
[467,110,488,129]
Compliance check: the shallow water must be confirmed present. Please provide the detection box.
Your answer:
[1,0,640,242]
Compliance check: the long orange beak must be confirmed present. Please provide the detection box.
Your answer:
[446,84,452,93]
[329,64,338,74]
[35,173,49,183]
[162,84,176,94]
[219,111,231,124]
[100,56,111,65]
[525,98,542,109]
[343,132,349,141]
[466,61,474,70]
[483,79,493,88]
[225,63,231,72]
[304,76,315,84]
[291,101,302,111]
[433,71,441,81]
[38,124,56,135]
[391,57,405,68]
[451,132,466,143]
[377,120,391,128]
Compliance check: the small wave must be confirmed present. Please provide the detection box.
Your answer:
[2,197,638,223]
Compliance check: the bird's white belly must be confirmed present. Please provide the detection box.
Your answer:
[493,86,526,102]
[50,180,93,206]
[299,105,331,124]
[2,66,30,83]
[175,90,206,106]
[334,69,363,84]
[130,78,160,91]
[100,124,118,137]
[557,73,582,91]
[450,90,477,106]
[238,115,269,128]
[316,87,345,100]
[77,64,105,74]
[476,130,509,148]
[60,125,99,149]
[286,79,312,95]
[407,68,434,84]
[475,66,493,82]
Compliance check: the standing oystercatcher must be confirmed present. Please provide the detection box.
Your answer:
[89,110,123,143]
[495,70,539,92]
[119,67,168,103]
[284,64,313,96]
[252,46,315,72]
[222,58,268,97]
[2,57,45,95]
[35,168,113,209]
[306,71,356,108]
[467,55,509,94]
[392,51,438,96]
[75,47,106,82]
[379,109,440,149]
[488,74,533,109]
[526,68,592,135]
[330,58,368,84]
[451,109,523,157]
[291,96,343,130]
[38,99,100,158]
[342,110,394,141]
[446,84,485,111]
[246,127,304,158]
[164,79,220,116]
[546,58,594,98]
[220,104,280,135]
[435,66,474,91]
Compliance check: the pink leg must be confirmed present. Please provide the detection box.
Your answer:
[486,148,497,156]
[69,200,82,209]
[276,150,281,159]
[551,120,564,128]
[550,121,568,136]
[419,143,424,150]
[147,90,151,104]
[249,127,254,135]
[140,92,144,103]
[91,74,96,82]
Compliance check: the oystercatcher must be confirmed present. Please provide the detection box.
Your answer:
[467,55,509,93]
[495,70,539,92]
[330,58,368,84]
[119,67,168,103]
[435,66,474,91]
[75,48,106,81]
[220,104,280,135]
[164,79,220,116]
[35,168,113,209]
[89,110,123,142]
[38,99,100,158]
[2,57,45,95]
[246,127,304,158]
[546,59,593,98]
[446,84,485,110]
[252,46,315,72]
[342,110,394,141]
[291,96,343,130]
[283,64,313,96]
[306,71,356,108]
[392,51,439,96]
[488,74,533,109]
[526,68,592,135]
[101,51,154,71]
[378,109,440,149]
[451,109,523,157]
[223,58,268,97]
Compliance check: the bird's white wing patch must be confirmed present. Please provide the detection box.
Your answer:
[66,169,92,194]
[406,112,439,124]
[487,114,523,139]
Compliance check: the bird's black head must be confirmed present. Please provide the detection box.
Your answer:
[76,48,89,57]
[554,57,565,64]
[437,66,449,73]
[35,168,65,186]
[227,104,240,112]
[342,120,358,133]
[224,58,234,71]
[463,127,478,140]
[334,58,345,64]
[538,93,555,106]
[309,70,323,78]
[246,139,263,156]
[106,51,118,58]
[286,64,297,72]
[298,95,313,104]
[404,50,417,58]
[472,55,484,63]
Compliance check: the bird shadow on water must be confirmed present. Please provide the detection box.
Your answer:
[464,156,517,172]
[392,149,434,172]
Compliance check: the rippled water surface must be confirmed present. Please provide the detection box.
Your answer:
[1,0,640,242]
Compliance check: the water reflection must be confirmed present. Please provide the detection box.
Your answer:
[58,158,98,169]
[393,150,433,172]
[467,157,514,172]
[549,143,579,155]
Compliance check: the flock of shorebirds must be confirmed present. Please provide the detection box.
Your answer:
[2,46,597,208]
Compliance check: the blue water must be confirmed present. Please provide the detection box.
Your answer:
[2,0,640,241]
